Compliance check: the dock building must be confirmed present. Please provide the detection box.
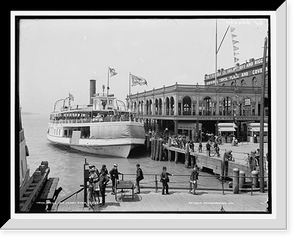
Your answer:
[127,57,269,143]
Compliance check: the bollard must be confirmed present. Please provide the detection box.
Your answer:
[155,174,158,193]
[239,171,245,189]
[251,170,259,188]
[232,168,240,194]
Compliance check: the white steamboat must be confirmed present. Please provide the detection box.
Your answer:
[47,80,145,158]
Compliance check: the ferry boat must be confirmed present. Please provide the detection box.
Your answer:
[47,80,146,158]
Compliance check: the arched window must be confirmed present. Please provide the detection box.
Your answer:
[183,96,192,115]
[165,97,170,115]
[241,79,245,86]
[158,98,162,115]
[203,96,212,116]
[170,96,175,115]
[223,97,232,116]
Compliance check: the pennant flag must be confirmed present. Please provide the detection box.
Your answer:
[233,46,239,51]
[109,67,117,77]
[232,40,239,45]
[234,52,239,56]
[69,92,74,101]
[131,73,148,86]
[231,33,237,38]
[234,57,239,63]
[230,27,235,32]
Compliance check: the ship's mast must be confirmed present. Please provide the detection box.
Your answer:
[215,19,217,85]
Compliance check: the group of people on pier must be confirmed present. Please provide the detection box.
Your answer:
[87,162,204,206]
[88,163,144,207]
[88,163,123,207]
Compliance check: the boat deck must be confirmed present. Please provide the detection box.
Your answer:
[55,187,268,213]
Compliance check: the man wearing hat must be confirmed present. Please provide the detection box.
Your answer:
[109,164,122,195]
[221,150,234,180]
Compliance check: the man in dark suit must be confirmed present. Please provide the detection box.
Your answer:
[160,166,173,195]
[135,164,144,194]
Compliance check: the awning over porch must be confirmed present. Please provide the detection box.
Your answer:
[217,123,237,132]
[248,123,268,132]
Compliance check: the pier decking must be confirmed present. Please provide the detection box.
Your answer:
[55,187,268,212]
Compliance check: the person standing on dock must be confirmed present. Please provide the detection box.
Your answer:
[189,165,199,195]
[206,141,211,157]
[160,166,173,195]
[221,150,234,179]
[198,142,202,153]
[135,164,144,194]
[99,164,109,206]
[110,164,122,195]
[89,167,100,205]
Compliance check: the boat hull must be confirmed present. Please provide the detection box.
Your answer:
[47,134,144,158]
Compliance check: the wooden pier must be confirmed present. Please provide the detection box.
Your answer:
[146,138,252,177]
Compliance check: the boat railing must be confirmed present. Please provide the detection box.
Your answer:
[49,116,141,124]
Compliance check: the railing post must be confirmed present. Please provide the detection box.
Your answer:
[232,168,240,194]
[250,176,253,196]
[83,158,90,207]
[251,170,259,188]
[221,176,225,195]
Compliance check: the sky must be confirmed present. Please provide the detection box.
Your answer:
[19,18,268,114]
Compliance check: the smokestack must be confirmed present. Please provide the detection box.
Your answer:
[90,79,96,105]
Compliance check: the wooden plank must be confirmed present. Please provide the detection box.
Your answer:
[40,177,59,200]
[20,168,50,212]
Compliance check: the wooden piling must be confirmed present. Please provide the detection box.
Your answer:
[151,138,155,160]
[174,151,178,163]
[146,135,150,151]
[185,143,190,168]
[168,138,172,161]
[158,139,163,161]
[155,139,160,161]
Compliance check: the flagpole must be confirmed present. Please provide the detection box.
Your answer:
[128,72,131,110]
[215,19,217,86]
[259,36,268,193]
[107,66,110,107]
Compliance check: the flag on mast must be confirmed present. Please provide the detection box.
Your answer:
[131,73,148,86]
[230,26,240,64]
[69,92,74,101]
[109,67,117,77]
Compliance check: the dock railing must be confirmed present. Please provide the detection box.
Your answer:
[116,172,268,196]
